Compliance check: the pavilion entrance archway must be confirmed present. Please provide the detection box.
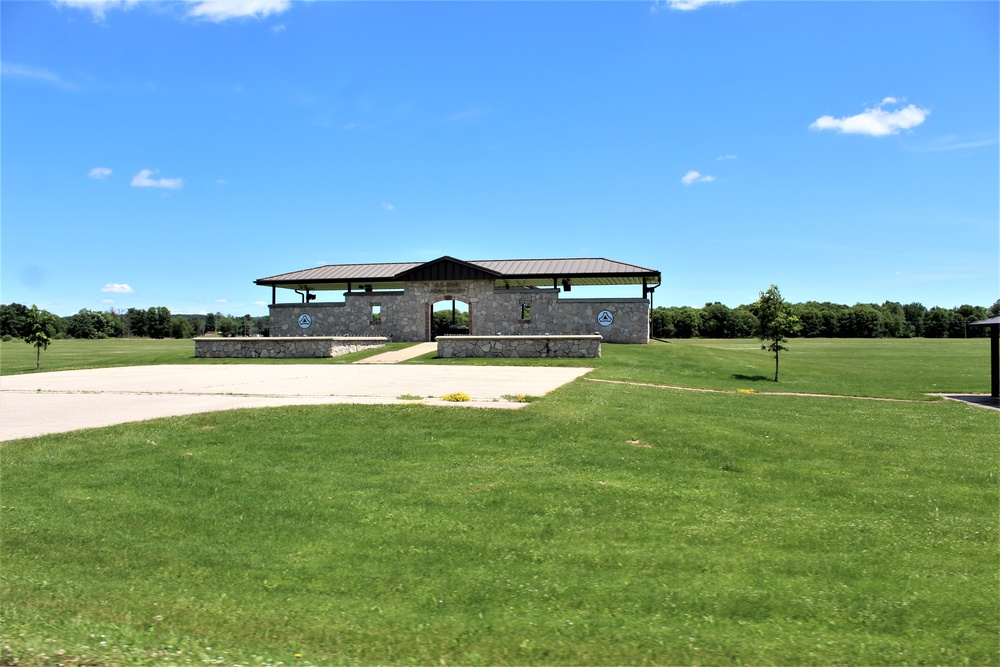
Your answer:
[427,296,471,341]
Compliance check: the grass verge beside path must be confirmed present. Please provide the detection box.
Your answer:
[416,338,992,400]
[2,380,996,665]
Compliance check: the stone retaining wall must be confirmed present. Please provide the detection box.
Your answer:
[194,336,386,359]
[437,335,601,359]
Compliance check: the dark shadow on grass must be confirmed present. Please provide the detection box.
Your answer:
[940,394,1000,410]
[731,374,772,382]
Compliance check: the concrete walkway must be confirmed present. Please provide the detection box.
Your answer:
[0,364,592,441]
[354,342,438,364]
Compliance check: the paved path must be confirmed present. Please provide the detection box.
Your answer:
[354,342,438,364]
[0,364,592,442]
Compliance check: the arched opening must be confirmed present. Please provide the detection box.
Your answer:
[430,297,470,340]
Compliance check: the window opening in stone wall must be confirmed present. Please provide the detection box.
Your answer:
[520,303,532,322]
[371,303,382,324]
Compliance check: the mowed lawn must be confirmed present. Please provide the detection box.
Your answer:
[1,338,996,665]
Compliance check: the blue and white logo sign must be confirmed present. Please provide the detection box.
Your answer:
[597,310,614,327]
[297,313,313,329]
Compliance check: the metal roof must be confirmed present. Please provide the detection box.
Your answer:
[256,256,661,291]
[970,316,1000,327]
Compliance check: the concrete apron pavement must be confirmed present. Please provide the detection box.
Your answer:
[0,364,593,442]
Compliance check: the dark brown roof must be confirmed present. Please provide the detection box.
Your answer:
[256,256,660,291]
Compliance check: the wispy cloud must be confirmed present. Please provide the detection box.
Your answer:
[1,61,78,90]
[55,0,138,22]
[716,154,737,161]
[131,169,183,189]
[88,167,113,180]
[651,0,741,13]
[56,0,293,22]
[909,135,998,153]
[381,202,395,212]
[443,108,490,125]
[101,283,134,294]
[810,97,929,137]
[186,0,292,22]
[681,170,716,186]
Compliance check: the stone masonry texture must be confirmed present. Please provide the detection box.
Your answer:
[437,335,601,358]
[194,337,386,359]
[269,280,649,344]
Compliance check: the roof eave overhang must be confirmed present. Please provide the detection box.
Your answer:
[254,278,408,291]
[254,258,661,291]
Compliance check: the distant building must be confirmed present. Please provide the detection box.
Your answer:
[255,255,660,344]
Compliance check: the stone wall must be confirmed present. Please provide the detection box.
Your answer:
[437,335,601,358]
[269,280,649,344]
[553,298,650,344]
[194,336,386,359]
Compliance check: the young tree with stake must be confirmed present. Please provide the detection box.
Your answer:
[753,285,799,382]
[24,305,53,370]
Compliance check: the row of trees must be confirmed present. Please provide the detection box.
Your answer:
[3,298,997,343]
[0,304,270,341]
[652,300,999,340]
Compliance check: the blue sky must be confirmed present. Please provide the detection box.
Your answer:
[2,0,997,317]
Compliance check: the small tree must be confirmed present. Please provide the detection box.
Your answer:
[753,285,799,382]
[24,305,53,370]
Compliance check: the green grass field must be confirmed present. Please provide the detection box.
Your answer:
[1,338,997,665]
[415,337,994,400]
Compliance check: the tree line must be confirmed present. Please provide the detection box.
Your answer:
[0,304,270,341]
[653,300,998,339]
[2,299,997,342]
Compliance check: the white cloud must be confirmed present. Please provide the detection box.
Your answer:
[716,154,737,161]
[381,202,395,212]
[88,167,113,180]
[186,0,292,21]
[810,97,929,137]
[214,298,229,303]
[131,169,184,189]
[101,283,134,294]
[652,0,741,12]
[681,170,716,186]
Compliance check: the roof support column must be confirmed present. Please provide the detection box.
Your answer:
[990,325,999,397]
